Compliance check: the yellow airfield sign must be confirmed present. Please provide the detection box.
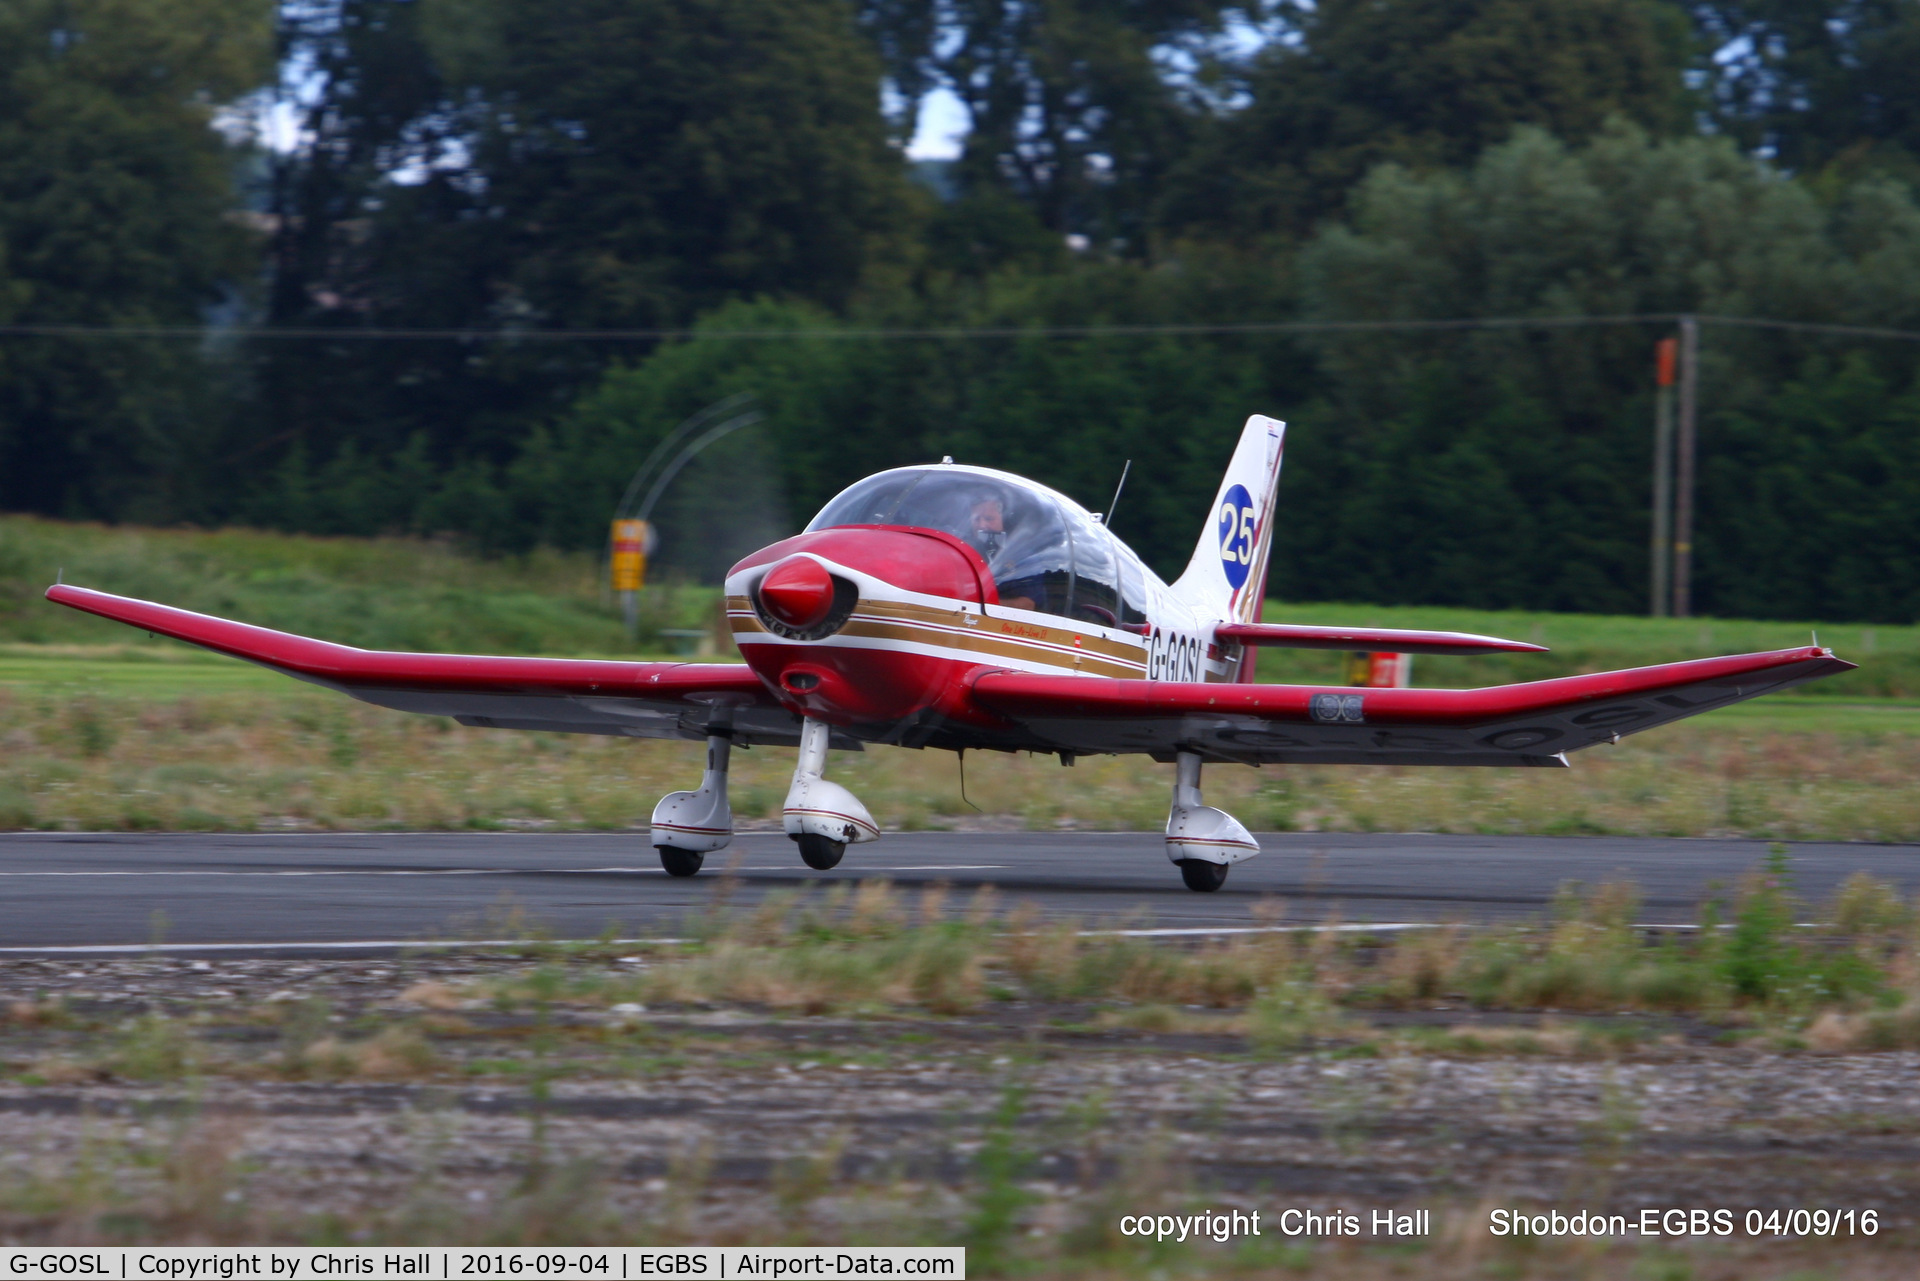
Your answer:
[611,519,654,591]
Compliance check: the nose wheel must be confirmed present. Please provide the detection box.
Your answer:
[783,718,878,870]
[648,731,736,877]
[1177,859,1229,892]
[795,833,846,870]
[658,847,705,878]
[1166,750,1259,891]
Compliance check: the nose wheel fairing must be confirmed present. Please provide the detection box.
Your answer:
[783,717,880,853]
[651,733,735,874]
[1166,749,1259,890]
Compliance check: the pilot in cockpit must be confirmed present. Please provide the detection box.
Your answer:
[965,495,1006,558]
[964,495,1038,611]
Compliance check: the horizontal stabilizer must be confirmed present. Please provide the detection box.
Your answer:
[45,584,794,744]
[969,646,1853,766]
[1215,622,1546,655]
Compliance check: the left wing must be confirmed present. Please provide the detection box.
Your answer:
[46,584,801,744]
[969,646,1854,766]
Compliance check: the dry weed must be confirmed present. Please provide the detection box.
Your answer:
[353,1026,440,1078]
[396,980,468,1010]
[8,999,63,1025]
[24,1056,103,1085]
[1827,872,1910,950]
[1379,925,1464,1002]
[1425,1022,1591,1056]
[1807,1001,1920,1051]
[1091,1005,1246,1035]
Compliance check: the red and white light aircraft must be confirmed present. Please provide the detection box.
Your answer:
[48,415,1853,891]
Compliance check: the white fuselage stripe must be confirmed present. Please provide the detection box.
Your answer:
[735,628,1137,678]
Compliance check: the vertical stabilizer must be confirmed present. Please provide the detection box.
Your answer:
[1170,415,1286,625]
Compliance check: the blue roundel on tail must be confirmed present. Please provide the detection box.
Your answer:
[1218,483,1255,589]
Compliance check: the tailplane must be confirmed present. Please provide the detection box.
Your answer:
[1170,415,1286,624]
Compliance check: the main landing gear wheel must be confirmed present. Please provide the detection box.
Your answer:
[1178,859,1229,892]
[657,846,705,878]
[796,833,846,870]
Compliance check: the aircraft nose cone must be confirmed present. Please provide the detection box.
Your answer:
[758,557,835,629]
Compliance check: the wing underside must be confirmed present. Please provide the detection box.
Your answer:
[969,647,1854,766]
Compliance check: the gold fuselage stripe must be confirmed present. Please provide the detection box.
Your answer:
[727,595,1152,679]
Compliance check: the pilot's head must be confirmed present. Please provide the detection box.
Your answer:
[967,495,1007,557]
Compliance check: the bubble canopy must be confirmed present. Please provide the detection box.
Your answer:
[805,465,1149,629]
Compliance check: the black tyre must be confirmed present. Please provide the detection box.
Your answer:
[796,832,846,870]
[1178,859,1229,892]
[657,846,705,878]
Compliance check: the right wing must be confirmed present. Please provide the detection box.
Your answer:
[46,584,803,745]
[969,646,1854,766]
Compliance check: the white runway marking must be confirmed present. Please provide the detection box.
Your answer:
[0,939,682,955]
[0,865,1008,877]
[0,923,1431,955]
[0,921,1744,956]
[818,865,1006,871]
[0,869,508,877]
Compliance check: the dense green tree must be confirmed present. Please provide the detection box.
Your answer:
[407,269,1310,572]
[1691,0,1920,176]
[1282,125,1920,616]
[1702,353,1920,621]
[237,0,917,523]
[0,0,270,520]
[1160,0,1696,241]
[433,0,916,328]
[863,0,1230,249]
[406,127,1920,623]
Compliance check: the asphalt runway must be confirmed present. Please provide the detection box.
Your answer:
[0,829,1916,953]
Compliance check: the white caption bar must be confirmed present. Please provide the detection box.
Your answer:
[0,1248,965,1281]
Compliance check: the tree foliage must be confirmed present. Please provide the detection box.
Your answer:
[422,128,1920,621]
[1160,0,1696,241]
[1284,126,1920,615]
[5,0,1920,623]
[1692,0,1920,176]
[862,0,1226,248]
[0,0,270,519]
[230,0,916,521]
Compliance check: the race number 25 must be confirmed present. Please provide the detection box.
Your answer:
[1217,484,1255,589]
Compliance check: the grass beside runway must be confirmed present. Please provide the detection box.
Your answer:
[2,682,1918,840]
[7,513,1917,838]
[7,511,1916,692]
[1,514,723,655]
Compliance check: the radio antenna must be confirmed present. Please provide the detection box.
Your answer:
[1104,459,1132,529]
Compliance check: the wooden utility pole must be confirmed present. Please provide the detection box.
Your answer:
[1672,315,1699,618]
[1650,336,1677,616]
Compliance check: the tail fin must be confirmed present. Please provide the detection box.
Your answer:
[1170,414,1286,625]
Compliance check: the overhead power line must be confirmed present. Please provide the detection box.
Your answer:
[0,312,1916,342]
